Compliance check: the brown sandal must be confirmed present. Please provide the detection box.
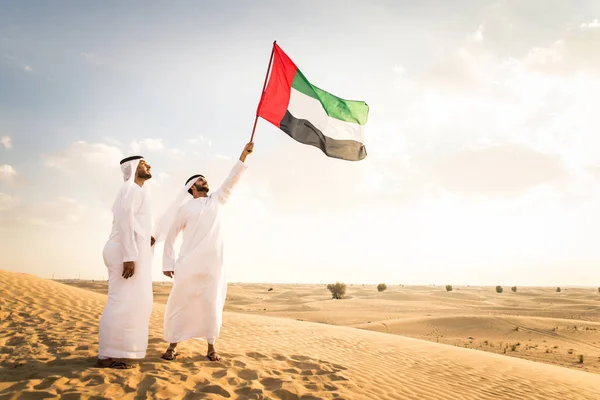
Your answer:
[98,360,134,369]
[161,348,178,361]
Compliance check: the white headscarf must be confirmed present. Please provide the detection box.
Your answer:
[111,156,144,215]
[151,174,199,243]
[121,157,142,182]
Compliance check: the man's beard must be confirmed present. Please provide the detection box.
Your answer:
[194,183,209,193]
[138,171,152,180]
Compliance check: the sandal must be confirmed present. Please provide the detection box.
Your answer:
[161,348,178,361]
[207,351,221,361]
[98,360,134,369]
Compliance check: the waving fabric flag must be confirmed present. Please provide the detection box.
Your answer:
[256,43,369,161]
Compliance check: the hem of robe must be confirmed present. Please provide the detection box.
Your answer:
[98,349,146,359]
[164,331,220,344]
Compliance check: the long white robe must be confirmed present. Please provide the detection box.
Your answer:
[163,160,247,343]
[98,183,153,359]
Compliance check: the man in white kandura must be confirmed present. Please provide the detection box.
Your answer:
[97,155,155,369]
[158,142,253,362]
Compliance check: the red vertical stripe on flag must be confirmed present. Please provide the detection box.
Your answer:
[257,44,299,128]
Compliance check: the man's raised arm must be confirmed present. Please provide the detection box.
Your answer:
[215,142,254,205]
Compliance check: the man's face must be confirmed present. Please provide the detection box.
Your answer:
[136,160,152,180]
[194,176,209,193]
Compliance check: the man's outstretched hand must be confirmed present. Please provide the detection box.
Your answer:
[239,142,254,162]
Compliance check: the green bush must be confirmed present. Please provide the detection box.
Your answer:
[556,287,561,293]
[446,285,453,292]
[326,282,347,299]
[377,283,387,292]
[511,286,517,292]
[496,286,503,293]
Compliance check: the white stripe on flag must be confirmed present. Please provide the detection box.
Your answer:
[287,88,365,143]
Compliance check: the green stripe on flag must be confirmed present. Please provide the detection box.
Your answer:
[292,70,369,126]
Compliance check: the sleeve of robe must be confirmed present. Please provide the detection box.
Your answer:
[116,185,140,263]
[163,206,186,272]
[215,160,248,205]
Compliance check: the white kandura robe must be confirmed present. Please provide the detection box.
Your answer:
[163,160,248,343]
[98,183,154,359]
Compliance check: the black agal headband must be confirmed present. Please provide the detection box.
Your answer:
[120,155,144,165]
[185,174,205,185]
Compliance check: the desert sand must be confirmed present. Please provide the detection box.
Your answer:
[2,272,600,399]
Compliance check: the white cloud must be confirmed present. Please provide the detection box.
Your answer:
[1,136,11,149]
[41,197,88,224]
[580,18,600,29]
[102,137,122,146]
[423,144,568,197]
[471,24,484,43]
[381,19,600,181]
[23,65,33,72]
[129,138,164,153]
[43,141,123,173]
[0,196,91,227]
[0,164,17,184]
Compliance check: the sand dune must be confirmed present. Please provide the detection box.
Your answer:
[64,281,600,374]
[2,273,600,399]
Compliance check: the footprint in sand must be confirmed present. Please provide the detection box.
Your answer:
[237,369,259,381]
[290,355,311,361]
[199,384,232,398]
[234,386,265,398]
[246,351,269,360]
[260,377,283,391]
[219,353,352,398]
[33,377,60,390]
[212,369,228,379]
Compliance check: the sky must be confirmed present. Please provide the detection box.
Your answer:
[2,0,600,286]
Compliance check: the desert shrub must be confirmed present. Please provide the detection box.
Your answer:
[496,286,503,293]
[446,285,453,292]
[580,354,585,363]
[511,286,517,292]
[326,282,347,299]
[556,287,561,293]
[377,283,387,292]
[597,287,600,293]
[268,288,273,291]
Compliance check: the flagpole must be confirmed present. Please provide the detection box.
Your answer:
[249,40,276,143]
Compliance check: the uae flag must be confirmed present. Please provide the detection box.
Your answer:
[256,43,369,161]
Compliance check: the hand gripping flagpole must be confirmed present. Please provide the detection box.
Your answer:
[249,40,276,143]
